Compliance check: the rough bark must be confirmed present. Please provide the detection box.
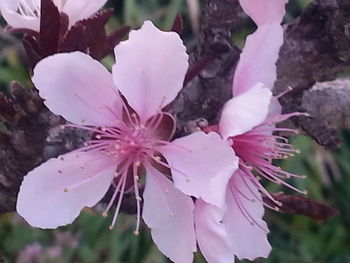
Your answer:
[1,0,350,214]
[276,0,350,148]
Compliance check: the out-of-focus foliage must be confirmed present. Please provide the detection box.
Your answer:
[1,0,349,262]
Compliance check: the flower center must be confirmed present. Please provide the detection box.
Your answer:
[66,110,176,233]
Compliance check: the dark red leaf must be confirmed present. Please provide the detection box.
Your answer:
[59,12,69,36]
[39,0,61,56]
[77,9,114,57]
[171,14,184,35]
[22,35,42,69]
[88,30,108,59]
[59,23,86,53]
[104,26,131,57]
[266,193,340,220]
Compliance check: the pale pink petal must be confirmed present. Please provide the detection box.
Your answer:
[195,199,234,263]
[113,21,189,122]
[32,52,123,126]
[158,132,238,207]
[219,84,272,139]
[62,0,107,27]
[0,1,40,31]
[239,0,288,25]
[142,164,196,263]
[223,173,271,260]
[233,23,284,96]
[16,151,115,229]
[269,98,282,116]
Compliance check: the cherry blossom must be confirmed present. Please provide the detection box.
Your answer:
[0,0,107,31]
[16,21,238,263]
[194,1,306,262]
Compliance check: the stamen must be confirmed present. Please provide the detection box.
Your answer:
[133,161,142,236]
[109,171,127,230]
[102,171,126,217]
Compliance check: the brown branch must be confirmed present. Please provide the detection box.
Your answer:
[276,0,350,148]
[302,78,350,131]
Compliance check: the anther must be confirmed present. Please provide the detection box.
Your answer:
[58,170,63,174]
[136,197,142,201]
[64,188,68,193]
[109,225,114,230]
[96,135,102,139]
[60,157,64,161]
[133,231,139,236]
[102,212,108,217]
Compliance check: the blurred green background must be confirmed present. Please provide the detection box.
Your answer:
[1,0,349,262]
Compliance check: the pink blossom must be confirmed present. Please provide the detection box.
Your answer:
[195,1,306,262]
[0,0,107,31]
[239,0,289,26]
[16,21,238,263]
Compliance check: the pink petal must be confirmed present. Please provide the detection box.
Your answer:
[16,151,115,229]
[195,199,234,263]
[219,84,272,139]
[142,164,196,263]
[113,21,189,122]
[62,0,107,27]
[239,0,288,26]
[32,52,123,126]
[0,1,40,31]
[233,23,284,96]
[223,173,271,260]
[158,132,238,207]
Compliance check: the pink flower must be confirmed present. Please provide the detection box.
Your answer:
[16,21,238,263]
[194,1,305,263]
[0,0,107,31]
